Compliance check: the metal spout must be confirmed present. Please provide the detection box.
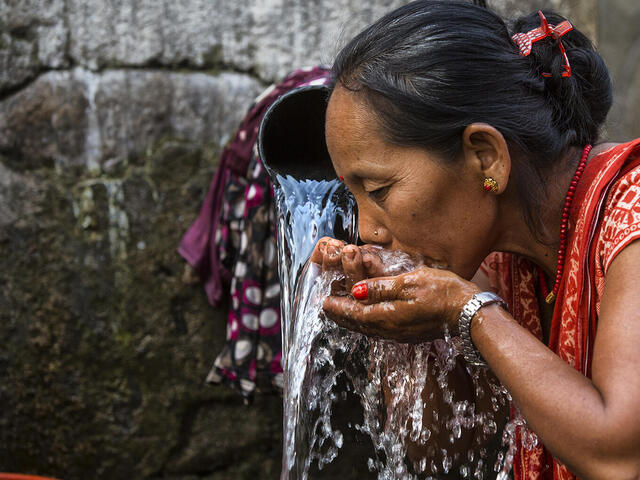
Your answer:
[257,85,336,182]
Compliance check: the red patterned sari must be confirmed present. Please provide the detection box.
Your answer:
[481,139,640,480]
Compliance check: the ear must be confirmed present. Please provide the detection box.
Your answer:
[461,123,511,194]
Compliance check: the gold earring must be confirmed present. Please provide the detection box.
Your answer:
[373,230,379,236]
[483,177,499,193]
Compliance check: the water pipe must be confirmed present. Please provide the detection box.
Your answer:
[257,84,336,182]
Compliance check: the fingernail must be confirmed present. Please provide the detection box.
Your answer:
[352,283,368,300]
[343,248,356,260]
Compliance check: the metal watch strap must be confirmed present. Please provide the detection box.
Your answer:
[458,292,507,367]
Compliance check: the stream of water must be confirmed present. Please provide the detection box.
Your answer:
[272,175,537,480]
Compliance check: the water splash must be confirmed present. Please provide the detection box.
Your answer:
[273,174,357,362]
[273,175,357,479]
[273,175,524,479]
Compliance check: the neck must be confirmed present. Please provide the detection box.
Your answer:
[493,145,593,277]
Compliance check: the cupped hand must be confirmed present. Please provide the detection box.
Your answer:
[309,237,386,290]
[322,266,482,343]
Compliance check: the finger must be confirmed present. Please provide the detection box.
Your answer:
[330,278,347,296]
[351,274,415,304]
[359,244,382,251]
[361,250,385,278]
[327,238,346,250]
[322,295,393,334]
[341,245,365,290]
[310,237,332,264]
[322,242,343,271]
[322,295,429,343]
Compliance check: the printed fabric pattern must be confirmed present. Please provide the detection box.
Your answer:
[179,66,331,401]
[481,139,640,480]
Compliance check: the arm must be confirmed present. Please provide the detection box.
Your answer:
[314,243,508,471]
[471,242,640,480]
[323,245,640,479]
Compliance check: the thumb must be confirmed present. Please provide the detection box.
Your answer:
[351,275,408,304]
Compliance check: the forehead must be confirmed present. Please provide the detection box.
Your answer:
[325,86,391,171]
[326,86,377,143]
[326,86,371,130]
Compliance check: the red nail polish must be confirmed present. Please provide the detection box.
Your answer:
[352,283,368,300]
[339,176,344,181]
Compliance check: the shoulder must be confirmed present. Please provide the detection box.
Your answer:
[590,142,620,159]
[597,152,640,274]
[591,139,640,165]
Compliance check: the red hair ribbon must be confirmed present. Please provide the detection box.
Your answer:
[511,10,573,78]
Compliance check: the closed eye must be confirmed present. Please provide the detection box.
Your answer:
[367,185,390,203]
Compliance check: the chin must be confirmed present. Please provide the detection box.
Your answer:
[390,243,452,271]
[425,256,472,279]
[414,253,449,271]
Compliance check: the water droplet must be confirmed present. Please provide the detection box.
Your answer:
[442,450,452,473]
[275,176,515,478]
[483,420,497,435]
[367,458,375,471]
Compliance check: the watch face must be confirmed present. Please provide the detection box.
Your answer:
[475,292,496,303]
[475,292,507,311]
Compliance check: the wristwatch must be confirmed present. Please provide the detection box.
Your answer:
[458,291,507,367]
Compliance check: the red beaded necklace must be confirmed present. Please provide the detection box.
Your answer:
[538,144,592,304]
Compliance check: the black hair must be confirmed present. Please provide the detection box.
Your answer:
[329,0,612,235]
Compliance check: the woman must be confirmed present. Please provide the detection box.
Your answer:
[311,1,640,479]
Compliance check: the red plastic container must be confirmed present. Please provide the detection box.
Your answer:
[0,474,62,480]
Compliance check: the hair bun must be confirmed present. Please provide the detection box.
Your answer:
[330,1,614,235]
[511,10,612,147]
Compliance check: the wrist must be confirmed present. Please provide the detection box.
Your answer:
[448,282,482,332]
[457,291,507,367]
[469,303,502,338]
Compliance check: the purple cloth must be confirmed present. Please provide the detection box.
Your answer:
[178,66,331,399]
[178,66,331,307]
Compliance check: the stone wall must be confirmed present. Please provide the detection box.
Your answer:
[598,0,640,141]
[0,1,636,479]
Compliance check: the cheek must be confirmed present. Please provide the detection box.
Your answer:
[439,193,498,274]
[389,185,494,261]
[388,201,439,247]
[442,193,491,243]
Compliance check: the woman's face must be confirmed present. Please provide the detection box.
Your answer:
[325,86,500,280]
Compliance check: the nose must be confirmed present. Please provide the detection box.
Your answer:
[357,211,391,246]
